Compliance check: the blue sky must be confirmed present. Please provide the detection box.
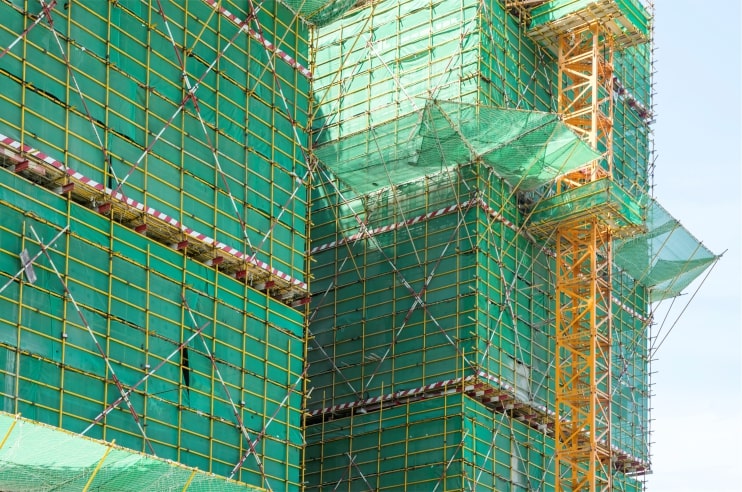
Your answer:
[648,1,741,490]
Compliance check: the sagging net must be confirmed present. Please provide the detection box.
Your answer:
[614,199,718,301]
[313,100,601,195]
[280,0,357,26]
[314,99,717,301]
[0,412,260,492]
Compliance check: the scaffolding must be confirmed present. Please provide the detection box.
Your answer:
[0,0,721,489]
[0,0,312,293]
[0,412,261,491]
[0,0,313,489]
[0,161,306,490]
[305,0,716,490]
[509,2,647,490]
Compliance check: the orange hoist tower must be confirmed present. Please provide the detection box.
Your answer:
[507,1,650,490]
[554,23,616,492]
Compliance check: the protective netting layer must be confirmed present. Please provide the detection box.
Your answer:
[314,100,600,195]
[422,102,601,190]
[0,0,310,284]
[311,0,481,142]
[306,393,645,491]
[313,111,440,195]
[0,412,260,492]
[0,173,305,489]
[614,200,718,301]
[527,0,650,50]
[281,0,357,26]
[308,160,653,470]
[528,178,644,235]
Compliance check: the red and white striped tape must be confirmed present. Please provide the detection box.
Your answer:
[308,369,530,418]
[475,197,519,232]
[0,133,308,291]
[311,197,525,254]
[309,195,650,321]
[310,200,475,254]
[202,0,313,80]
[306,369,646,467]
[307,375,475,417]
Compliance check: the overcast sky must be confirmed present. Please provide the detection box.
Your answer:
[647,1,741,490]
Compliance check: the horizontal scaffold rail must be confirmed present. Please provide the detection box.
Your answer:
[0,133,308,304]
[304,371,649,476]
[311,197,518,255]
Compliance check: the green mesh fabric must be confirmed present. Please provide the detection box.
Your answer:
[531,0,649,34]
[313,100,600,195]
[280,0,357,26]
[527,178,644,235]
[0,412,260,492]
[614,200,718,301]
[529,0,650,37]
[313,111,437,195]
[422,101,601,190]
[526,0,650,51]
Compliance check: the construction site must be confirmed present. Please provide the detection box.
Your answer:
[0,0,719,490]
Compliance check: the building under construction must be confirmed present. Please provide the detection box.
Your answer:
[0,0,717,491]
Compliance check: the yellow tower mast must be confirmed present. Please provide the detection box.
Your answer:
[506,1,651,489]
[553,24,615,492]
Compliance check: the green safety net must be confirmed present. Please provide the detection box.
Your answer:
[528,178,644,235]
[314,100,600,195]
[529,184,716,301]
[280,0,357,26]
[530,0,650,37]
[0,412,260,492]
[614,200,718,302]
